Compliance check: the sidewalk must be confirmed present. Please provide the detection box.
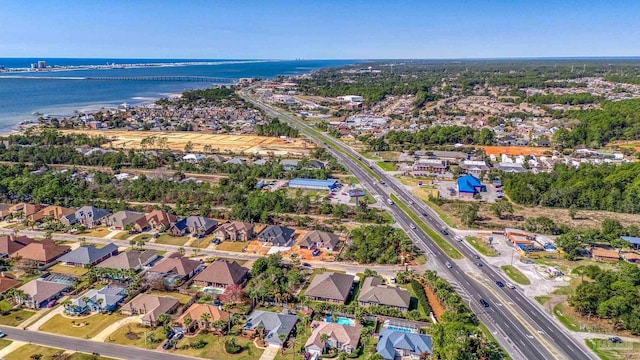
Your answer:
[25,304,65,331]
[93,315,142,342]
[0,340,26,358]
[258,345,280,360]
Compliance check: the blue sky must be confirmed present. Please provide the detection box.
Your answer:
[1,0,638,59]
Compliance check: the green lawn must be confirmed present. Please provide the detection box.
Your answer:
[132,233,153,243]
[535,296,551,305]
[77,227,111,238]
[4,344,64,360]
[49,264,89,276]
[154,234,189,246]
[191,236,212,248]
[586,338,640,360]
[172,333,263,360]
[113,231,134,241]
[501,265,531,285]
[391,194,463,259]
[377,161,397,171]
[216,241,249,252]
[68,353,119,360]
[466,237,498,257]
[0,338,11,351]
[0,309,35,326]
[40,313,121,339]
[553,303,581,332]
[105,323,166,349]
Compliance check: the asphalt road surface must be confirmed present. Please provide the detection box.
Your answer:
[0,325,198,360]
[243,90,597,360]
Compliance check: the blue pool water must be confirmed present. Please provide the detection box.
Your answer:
[385,325,414,333]
[325,316,355,326]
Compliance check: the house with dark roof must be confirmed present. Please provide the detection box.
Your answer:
[64,286,125,314]
[0,235,35,257]
[305,272,354,304]
[145,210,177,230]
[169,216,219,237]
[213,221,255,242]
[121,293,180,327]
[57,243,118,268]
[258,225,296,247]
[456,174,486,197]
[96,249,157,271]
[305,321,362,356]
[376,329,433,360]
[193,259,249,289]
[148,253,202,281]
[357,277,411,311]
[0,273,21,294]
[11,239,71,267]
[105,211,148,231]
[68,206,111,228]
[243,310,299,346]
[299,230,341,251]
[17,279,69,309]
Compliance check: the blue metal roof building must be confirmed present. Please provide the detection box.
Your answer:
[288,178,338,190]
[621,236,640,249]
[456,174,486,196]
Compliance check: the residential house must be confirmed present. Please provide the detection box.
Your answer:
[121,293,180,327]
[591,248,620,263]
[28,205,76,223]
[305,321,362,356]
[496,162,527,173]
[182,153,205,163]
[57,243,119,268]
[305,272,354,304]
[280,159,300,171]
[17,279,69,309]
[258,225,296,247]
[357,277,411,311]
[105,211,148,231]
[64,286,125,314]
[148,253,202,281]
[456,174,486,197]
[0,234,35,257]
[193,259,249,289]
[145,210,177,231]
[298,230,341,251]
[621,252,640,264]
[225,157,246,165]
[169,216,218,237]
[11,239,71,267]
[96,249,158,271]
[0,273,21,294]
[8,203,43,219]
[243,310,299,346]
[68,206,111,228]
[213,221,254,242]
[459,160,490,176]
[376,329,433,360]
[175,304,230,333]
[0,203,12,219]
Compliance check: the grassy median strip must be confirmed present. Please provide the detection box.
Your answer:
[466,236,498,257]
[390,194,463,259]
[501,265,531,285]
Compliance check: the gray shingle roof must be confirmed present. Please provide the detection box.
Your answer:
[357,277,411,309]
[305,272,354,303]
[96,250,157,270]
[57,243,118,265]
[193,259,248,286]
[376,329,433,360]
[299,230,340,250]
[258,225,295,247]
[243,310,299,346]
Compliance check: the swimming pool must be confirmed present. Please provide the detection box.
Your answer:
[202,287,224,295]
[385,325,415,333]
[325,316,355,326]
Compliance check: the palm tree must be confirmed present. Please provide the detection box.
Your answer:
[157,313,170,327]
[200,312,212,331]
[178,247,186,255]
[320,333,330,353]
[183,316,193,333]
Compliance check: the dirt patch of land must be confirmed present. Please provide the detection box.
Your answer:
[423,284,445,321]
[479,145,551,156]
[437,201,640,231]
[61,130,315,157]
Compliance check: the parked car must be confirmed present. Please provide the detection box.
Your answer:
[608,337,623,344]
[163,340,175,350]
[302,262,311,268]
[173,332,184,340]
[496,281,505,288]
[312,249,321,257]
[213,238,221,245]
[166,330,175,340]
[479,299,490,307]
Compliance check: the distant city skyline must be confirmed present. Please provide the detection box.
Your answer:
[1,0,639,59]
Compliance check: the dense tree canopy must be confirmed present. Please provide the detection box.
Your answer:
[340,225,416,264]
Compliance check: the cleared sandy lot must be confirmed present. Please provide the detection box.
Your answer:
[62,130,315,156]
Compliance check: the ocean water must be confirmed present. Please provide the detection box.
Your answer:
[0,58,356,130]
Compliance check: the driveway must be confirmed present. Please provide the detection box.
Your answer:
[25,303,66,330]
[259,345,280,360]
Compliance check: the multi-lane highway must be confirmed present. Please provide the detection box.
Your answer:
[242,89,597,360]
